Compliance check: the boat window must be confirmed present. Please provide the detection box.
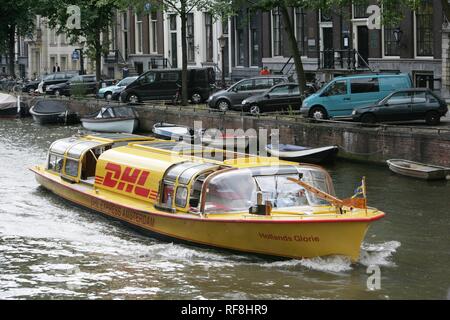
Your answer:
[175,186,188,208]
[204,170,257,214]
[255,175,309,208]
[203,167,333,214]
[113,107,136,117]
[189,173,207,210]
[47,154,64,173]
[162,184,174,206]
[64,159,79,177]
[98,108,114,119]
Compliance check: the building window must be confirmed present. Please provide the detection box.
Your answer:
[250,15,260,66]
[170,14,177,31]
[49,29,57,45]
[60,55,67,71]
[416,0,433,57]
[295,8,305,55]
[187,13,195,63]
[135,14,143,54]
[384,27,400,56]
[149,12,158,53]
[353,1,370,19]
[222,18,228,35]
[272,8,282,56]
[235,15,245,66]
[60,32,67,45]
[205,13,213,62]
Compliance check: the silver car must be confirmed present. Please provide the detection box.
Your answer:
[207,76,292,111]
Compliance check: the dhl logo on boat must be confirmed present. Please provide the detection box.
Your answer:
[96,163,158,200]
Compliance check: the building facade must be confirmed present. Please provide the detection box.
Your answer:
[20,1,449,97]
[225,0,443,92]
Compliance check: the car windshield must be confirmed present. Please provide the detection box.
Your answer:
[118,77,136,86]
[204,167,334,214]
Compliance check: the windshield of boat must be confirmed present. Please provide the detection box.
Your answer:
[203,166,334,214]
[113,106,136,117]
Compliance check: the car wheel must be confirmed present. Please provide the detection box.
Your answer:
[128,94,139,104]
[360,113,377,124]
[425,111,440,126]
[250,105,261,115]
[217,99,230,112]
[104,92,113,101]
[309,106,328,120]
[28,88,34,94]
[191,92,203,104]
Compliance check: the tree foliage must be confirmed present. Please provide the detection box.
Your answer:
[0,0,37,76]
[39,0,127,80]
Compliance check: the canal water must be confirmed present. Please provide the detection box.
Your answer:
[0,118,449,300]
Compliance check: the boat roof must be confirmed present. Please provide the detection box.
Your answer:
[50,137,106,159]
[83,133,154,143]
[49,134,156,158]
[124,140,295,168]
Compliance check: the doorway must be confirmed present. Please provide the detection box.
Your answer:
[322,27,333,69]
[171,33,178,68]
[357,26,369,68]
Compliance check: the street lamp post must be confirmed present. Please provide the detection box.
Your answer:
[218,35,227,89]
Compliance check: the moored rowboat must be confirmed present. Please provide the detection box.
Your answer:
[31,133,385,261]
[386,159,450,180]
[81,106,139,134]
[266,144,339,164]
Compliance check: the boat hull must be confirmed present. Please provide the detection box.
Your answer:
[32,168,380,261]
[81,118,138,134]
[387,159,449,180]
[266,145,339,164]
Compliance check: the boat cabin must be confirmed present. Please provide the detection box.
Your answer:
[45,135,336,215]
[46,133,155,184]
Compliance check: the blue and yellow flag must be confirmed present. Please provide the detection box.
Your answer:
[352,177,367,199]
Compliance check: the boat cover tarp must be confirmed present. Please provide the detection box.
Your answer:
[33,100,68,114]
[0,93,17,111]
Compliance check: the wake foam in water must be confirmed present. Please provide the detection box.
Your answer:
[359,241,401,268]
[258,241,401,274]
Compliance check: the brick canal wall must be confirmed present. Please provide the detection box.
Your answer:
[20,96,450,167]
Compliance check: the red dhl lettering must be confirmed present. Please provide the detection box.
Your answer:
[97,163,157,200]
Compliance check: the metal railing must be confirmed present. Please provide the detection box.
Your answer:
[318,49,374,72]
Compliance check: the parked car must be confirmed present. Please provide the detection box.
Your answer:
[300,73,413,119]
[37,71,78,93]
[46,75,98,96]
[207,76,292,111]
[22,76,43,93]
[97,76,138,100]
[352,88,448,126]
[241,83,303,114]
[120,68,215,103]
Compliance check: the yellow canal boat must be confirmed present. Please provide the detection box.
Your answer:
[30,133,385,261]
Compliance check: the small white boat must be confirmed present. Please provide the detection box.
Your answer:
[152,122,195,141]
[81,106,138,134]
[266,144,339,164]
[202,131,257,151]
[386,159,450,180]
